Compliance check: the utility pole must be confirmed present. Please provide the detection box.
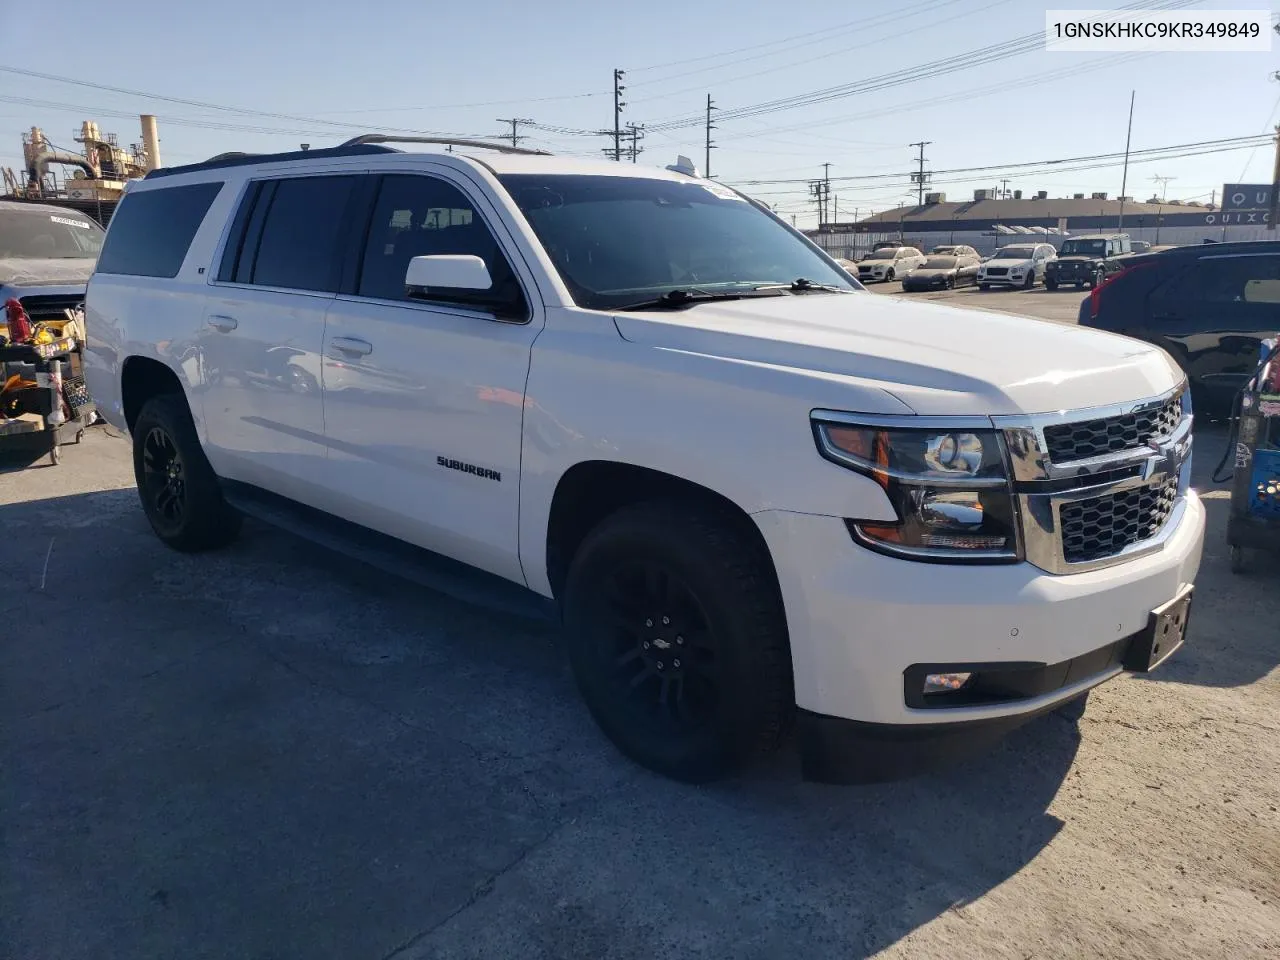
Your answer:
[705,94,718,178]
[909,140,932,206]
[495,117,533,149]
[1118,90,1135,230]
[612,68,626,162]
[626,123,645,163]
[1268,124,1280,231]
[809,165,832,226]
[1000,178,1010,199]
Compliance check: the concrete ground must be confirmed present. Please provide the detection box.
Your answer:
[2,290,1278,959]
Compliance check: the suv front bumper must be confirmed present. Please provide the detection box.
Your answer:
[752,491,1205,782]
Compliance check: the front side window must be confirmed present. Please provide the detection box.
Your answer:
[498,174,855,310]
[357,174,521,312]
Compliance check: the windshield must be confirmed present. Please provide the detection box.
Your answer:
[921,257,957,269]
[992,246,1035,260]
[497,174,856,310]
[1059,239,1107,256]
[931,246,956,254]
[0,209,104,260]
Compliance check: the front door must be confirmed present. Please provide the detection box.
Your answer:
[320,171,542,584]
[1146,251,1280,410]
[200,173,359,497]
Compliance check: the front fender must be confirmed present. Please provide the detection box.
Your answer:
[516,315,909,595]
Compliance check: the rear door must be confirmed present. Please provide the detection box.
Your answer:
[200,172,361,498]
[1145,251,1280,408]
[319,169,542,583]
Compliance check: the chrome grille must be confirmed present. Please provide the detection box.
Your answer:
[1042,393,1182,463]
[1060,477,1180,564]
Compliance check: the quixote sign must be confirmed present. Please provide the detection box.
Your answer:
[1203,184,1275,225]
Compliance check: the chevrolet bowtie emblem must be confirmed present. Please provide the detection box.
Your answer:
[1142,436,1185,482]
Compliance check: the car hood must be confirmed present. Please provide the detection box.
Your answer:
[1053,255,1098,263]
[906,268,954,278]
[611,292,1181,416]
[983,258,1033,268]
[0,256,95,287]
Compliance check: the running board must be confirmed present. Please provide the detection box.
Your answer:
[220,480,557,623]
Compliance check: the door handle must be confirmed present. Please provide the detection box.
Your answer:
[207,315,238,332]
[328,337,373,358]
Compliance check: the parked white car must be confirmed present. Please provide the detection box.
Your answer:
[977,243,1057,290]
[84,141,1204,786]
[856,245,925,283]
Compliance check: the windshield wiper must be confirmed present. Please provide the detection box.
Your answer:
[616,287,787,311]
[754,278,851,294]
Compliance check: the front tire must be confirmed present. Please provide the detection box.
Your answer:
[886,269,896,282]
[978,283,990,291]
[562,500,792,783]
[1045,278,1058,291]
[1023,271,1035,289]
[132,393,241,552]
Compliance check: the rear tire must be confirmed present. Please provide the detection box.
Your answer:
[132,393,241,552]
[562,500,792,783]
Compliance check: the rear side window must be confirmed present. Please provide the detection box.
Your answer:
[96,181,223,278]
[1157,255,1280,304]
[247,176,356,292]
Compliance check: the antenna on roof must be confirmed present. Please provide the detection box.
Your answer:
[666,155,701,177]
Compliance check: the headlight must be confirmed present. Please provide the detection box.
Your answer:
[812,415,1021,562]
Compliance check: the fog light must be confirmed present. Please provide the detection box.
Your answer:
[924,672,973,694]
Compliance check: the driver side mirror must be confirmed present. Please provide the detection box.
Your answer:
[405,254,493,294]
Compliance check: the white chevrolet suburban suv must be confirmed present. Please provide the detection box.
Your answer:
[84,138,1205,785]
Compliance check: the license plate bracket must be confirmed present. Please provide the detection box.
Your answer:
[1124,585,1193,672]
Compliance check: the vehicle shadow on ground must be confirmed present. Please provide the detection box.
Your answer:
[1,489,1081,960]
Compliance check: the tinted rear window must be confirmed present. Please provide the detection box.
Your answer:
[95,182,223,278]
[249,176,356,292]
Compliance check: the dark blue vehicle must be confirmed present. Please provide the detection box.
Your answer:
[1078,240,1280,418]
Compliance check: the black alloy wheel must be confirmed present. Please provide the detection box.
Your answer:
[131,393,241,552]
[596,560,717,732]
[562,500,792,782]
[141,426,187,533]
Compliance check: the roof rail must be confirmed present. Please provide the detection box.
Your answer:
[144,143,400,179]
[339,134,551,156]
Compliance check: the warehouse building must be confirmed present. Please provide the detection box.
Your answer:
[804,186,1270,260]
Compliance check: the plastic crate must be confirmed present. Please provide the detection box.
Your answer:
[1249,448,1280,519]
[62,376,93,419]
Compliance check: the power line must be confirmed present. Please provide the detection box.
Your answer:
[642,0,1198,131]
[726,134,1272,186]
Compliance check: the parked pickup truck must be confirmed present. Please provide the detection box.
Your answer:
[84,141,1205,785]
